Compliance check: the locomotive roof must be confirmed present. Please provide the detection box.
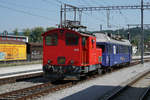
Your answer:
[95,33,131,46]
[79,32,95,37]
[43,28,95,37]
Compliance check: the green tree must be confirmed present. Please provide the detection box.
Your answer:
[23,28,31,36]
[46,27,56,31]
[13,28,19,35]
[31,27,44,43]
[22,28,32,42]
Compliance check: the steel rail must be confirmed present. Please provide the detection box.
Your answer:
[140,86,150,100]
[0,82,72,100]
[99,70,150,100]
[0,72,43,85]
[0,59,149,100]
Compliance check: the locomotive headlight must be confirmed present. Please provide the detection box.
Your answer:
[70,60,74,64]
[48,60,51,64]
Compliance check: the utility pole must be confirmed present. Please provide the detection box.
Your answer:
[127,24,130,41]
[141,0,144,64]
[62,3,150,64]
[100,24,102,31]
[60,5,63,28]
[79,10,82,25]
[107,10,110,28]
[74,8,76,21]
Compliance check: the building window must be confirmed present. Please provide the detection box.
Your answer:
[65,33,79,45]
[45,33,58,46]
[2,37,6,40]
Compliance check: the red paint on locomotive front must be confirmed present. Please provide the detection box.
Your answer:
[42,28,102,67]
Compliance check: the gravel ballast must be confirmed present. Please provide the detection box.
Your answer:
[37,63,150,100]
[0,77,50,94]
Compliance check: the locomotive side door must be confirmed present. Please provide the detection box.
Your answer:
[109,44,117,66]
[109,44,114,66]
[82,37,89,64]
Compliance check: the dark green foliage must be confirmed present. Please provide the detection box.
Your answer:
[22,27,56,43]
[22,28,32,42]
[46,27,56,31]
[13,28,19,35]
[12,27,150,45]
[30,27,44,43]
[93,27,150,46]
[23,28,31,36]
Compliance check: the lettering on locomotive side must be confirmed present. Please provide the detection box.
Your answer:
[74,48,79,51]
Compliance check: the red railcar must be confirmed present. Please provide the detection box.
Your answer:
[42,28,102,80]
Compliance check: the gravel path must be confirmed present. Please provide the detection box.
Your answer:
[37,63,150,100]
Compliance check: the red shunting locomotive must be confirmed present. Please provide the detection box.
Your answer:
[42,28,102,80]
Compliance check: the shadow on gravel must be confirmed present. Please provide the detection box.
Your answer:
[19,77,51,83]
[60,85,148,100]
[21,77,74,85]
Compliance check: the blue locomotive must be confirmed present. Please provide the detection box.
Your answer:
[95,33,132,67]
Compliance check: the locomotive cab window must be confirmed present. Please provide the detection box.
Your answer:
[65,33,79,45]
[91,39,95,48]
[45,34,58,46]
[82,37,86,46]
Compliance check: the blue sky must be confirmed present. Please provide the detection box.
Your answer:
[0,0,150,33]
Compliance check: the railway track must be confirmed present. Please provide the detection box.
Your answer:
[0,82,72,100]
[0,59,149,100]
[0,72,43,85]
[99,69,150,100]
[0,58,144,86]
[140,86,150,100]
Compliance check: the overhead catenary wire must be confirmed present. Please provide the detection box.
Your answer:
[55,0,63,4]
[82,11,106,30]
[42,0,60,6]
[0,0,55,13]
[0,4,55,21]
[88,0,104,6]
[79,0,92,6]
[59,1,107,30]
[118,10,129,24]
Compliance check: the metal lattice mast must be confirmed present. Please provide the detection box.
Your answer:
[61,3,150,64]
[141,0,144,64]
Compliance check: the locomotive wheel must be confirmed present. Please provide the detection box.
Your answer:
[107,68,112,73]
[97,68,103,75]
[126,62,130,66]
